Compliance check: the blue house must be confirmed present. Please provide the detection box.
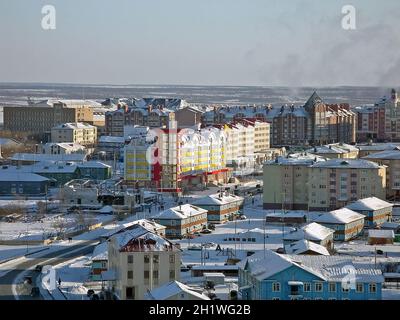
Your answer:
[238,250,384,300]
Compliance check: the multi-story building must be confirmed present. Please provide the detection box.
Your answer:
[105,99,189,136]
[203,92,356,147]
[151,204,208,238]
[124,119,229,193]
[192,192,244,224]
[310,208,365,241]
[263,153,325,210]
[238,250,384,300]
[363,148,400,199]
[51,122,97,146]
[307,143,359,159]
[354,104,386,142]
[263,157,387,211]
[308,159,386,211]
[107,224,181,300]
[3,99,110,137]
[35,142,87,155]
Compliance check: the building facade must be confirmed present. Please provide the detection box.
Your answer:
[51,122,97,146]
[107,224,181,300]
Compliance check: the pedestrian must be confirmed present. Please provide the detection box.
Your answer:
[58,277,62,287]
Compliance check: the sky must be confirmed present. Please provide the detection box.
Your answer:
[0,0,399,87]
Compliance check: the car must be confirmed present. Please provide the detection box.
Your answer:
[238,215,247,220]
[200,229,212,234]
[376,249,384,255]
[35,265,43,272]
[193,232,202,236]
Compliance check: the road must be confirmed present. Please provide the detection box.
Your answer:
[0,240,98,300]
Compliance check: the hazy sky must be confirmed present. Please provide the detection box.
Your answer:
[0,0,399,86]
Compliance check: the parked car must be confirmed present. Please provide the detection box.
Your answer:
[238,215,247,220]
[200,229,212,234]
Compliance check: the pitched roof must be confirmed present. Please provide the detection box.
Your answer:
[284,240,330,256]
[346,197,393,211]
[145,281,210,300]
[284,222,334,241]
[239,250,384,283]
[152,204,207,220]
[368,229,395,239]
[310,158,381,169]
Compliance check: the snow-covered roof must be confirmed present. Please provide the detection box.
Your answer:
[357,143,400,151]
[380,222,400,230]
[78,161,111,169]
[152,204,207,220]
[368,229,395,239]
[0,171,50,182]
[98,136,126,144]
[284,222,334,241]
[103,219,166,238]
[52,122,96,130]
[307,143,359,155]
[145,281,210,300]
[91,242,108,261]
[346,197,393,211]
[238,250,384,283]
[10,153,86,162]
[192,193,243,206]
[284,240,330,256]
[311,158,381,169]
[363,149,400,160]
[311,208,365,224]
[111,224,174,251]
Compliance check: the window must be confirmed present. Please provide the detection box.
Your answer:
[304,283,311,292]
[272,282,281,292]
[329,283,336,292]
[315,282,323,292]
[144,255,150,264]
[144,271,150,279]
[127,255,133,264]
[127,271,133,279]
[153,270,159,279]
[356,283,364,293]
[126,287,135,300]
[369,283,377,293]
[153,255,159,264]
[169,270,175,280]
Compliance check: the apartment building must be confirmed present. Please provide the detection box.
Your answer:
[192,192,244,224]
[107,224,181,300]
[35,142,87,155]
[238,250,384,300]
[124,120,229,193]
[308,159,386,211]
[151,204,208,238]
[363,148,400,199]
[263,156,386,211]
[263,154,325,210]
[51,122,97,146]
[3,99,106,135]
[203,92,356,147]
[307,143,359,159]
[105,98,189,136]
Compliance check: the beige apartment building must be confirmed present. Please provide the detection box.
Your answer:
[3,99,101,135]
[107,224,181,300]
[363,149,400,199]
[308,159,386,211]
[263,154,325,210]
[263,156,386,211]
[51,122,97,146]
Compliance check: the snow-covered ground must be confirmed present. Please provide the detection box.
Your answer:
[0,245,46,263]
